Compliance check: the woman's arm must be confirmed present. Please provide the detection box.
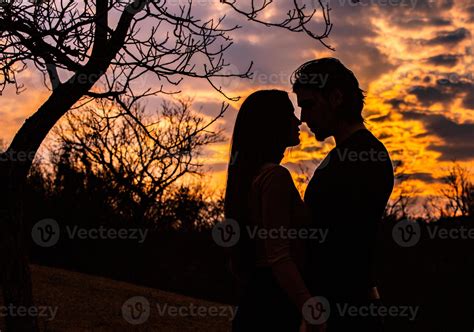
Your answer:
[260,166,312,311]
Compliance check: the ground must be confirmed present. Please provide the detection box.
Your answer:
[0,265,234,331]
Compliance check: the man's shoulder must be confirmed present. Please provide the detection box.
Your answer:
[351,129,387,149]
[347,130,391,161]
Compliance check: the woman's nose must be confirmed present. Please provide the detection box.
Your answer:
[294,115,302,125]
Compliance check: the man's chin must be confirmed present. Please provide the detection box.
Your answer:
[288,138,300,147]
[311,128,327,141]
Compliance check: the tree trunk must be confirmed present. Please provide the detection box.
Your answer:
[0,68,106,331]
[0,159,37,330]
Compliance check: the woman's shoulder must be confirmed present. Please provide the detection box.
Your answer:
[254,164,294,189]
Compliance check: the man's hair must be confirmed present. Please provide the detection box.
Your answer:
[291,58,365,123]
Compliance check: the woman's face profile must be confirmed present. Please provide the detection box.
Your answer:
[282,96,301,148]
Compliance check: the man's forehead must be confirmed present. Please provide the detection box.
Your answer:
[296,89,315,104]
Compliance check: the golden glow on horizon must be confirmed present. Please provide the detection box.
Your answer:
[1,3,473,216]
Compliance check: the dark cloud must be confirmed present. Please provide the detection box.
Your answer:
[408,86,451,105]
[425,54,461,66]
[322,4,397,87]
[210,1,397,92]
[402,111,474,160]
[407,172,438,183]
[300,145,324,153]
[467,5,474,22]
[428,17,453,26]
[370,114,391,122]
[377,132,393,140]
[386,98,405,109]
[429,145,474,160]
[407,80,474,106]
[392,17,451,29]
[408,0,454,11]
[426,28,470,45]
[373,0,453,16]
[463,92,474,109]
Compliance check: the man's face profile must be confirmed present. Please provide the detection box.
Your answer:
[296,87,336,142]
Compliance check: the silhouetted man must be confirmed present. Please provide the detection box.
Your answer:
[292,58,394,331]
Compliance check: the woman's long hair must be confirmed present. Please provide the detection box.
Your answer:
[224,89,293,282]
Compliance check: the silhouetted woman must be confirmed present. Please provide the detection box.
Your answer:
[224,90,312,331]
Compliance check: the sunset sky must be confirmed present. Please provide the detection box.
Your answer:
[1,0,473,216]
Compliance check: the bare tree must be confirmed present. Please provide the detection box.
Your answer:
[422,195,446,222]
[159,183,225,231]
[440,163,473,218]
[384,161,418,220]
[51,97,223,225]
[0,0,333,329]
[291,160,319,198]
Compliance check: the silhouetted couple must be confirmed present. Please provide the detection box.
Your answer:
[225,58,394,332]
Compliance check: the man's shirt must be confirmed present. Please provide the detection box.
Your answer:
[304,129,394,300]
